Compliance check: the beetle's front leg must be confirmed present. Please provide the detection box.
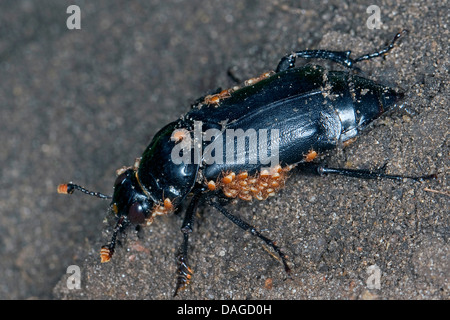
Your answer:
[173,191,202,297]
[100,216,128,263]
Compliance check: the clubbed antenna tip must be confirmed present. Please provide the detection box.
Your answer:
[57,183,112,200]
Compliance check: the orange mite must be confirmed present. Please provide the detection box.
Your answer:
[305,150,318,162]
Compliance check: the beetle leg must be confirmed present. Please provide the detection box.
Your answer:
[100,216,128,263]
[227,66,241,84]
[173,191,203,297]
[276,30,407,72]
[209,199,291,273]
[314,164,437,182]
[276,50,355,72]
[354,30,407,64]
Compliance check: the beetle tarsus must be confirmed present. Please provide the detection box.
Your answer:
[173,246,193,297]
[315,165,437,182]
[354,29,408,63]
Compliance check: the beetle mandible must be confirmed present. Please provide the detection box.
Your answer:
[58,30,435,296]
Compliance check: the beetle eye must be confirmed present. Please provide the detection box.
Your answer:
[128,202,146,224]
[114,171,130,187]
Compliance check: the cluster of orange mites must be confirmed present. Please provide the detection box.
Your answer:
[206,164,294,201]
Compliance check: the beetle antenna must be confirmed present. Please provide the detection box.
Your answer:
[57,183,112,200]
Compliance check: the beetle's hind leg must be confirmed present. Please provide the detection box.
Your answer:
[307,163,437,182]
[276,30,407,72]
[353,30,407,64]
[276,49,355,72]
[209,199,291,273]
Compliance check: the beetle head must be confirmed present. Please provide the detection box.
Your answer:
[57,168,155,263]
[111,168,154,225]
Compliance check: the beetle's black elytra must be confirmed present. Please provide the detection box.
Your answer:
[58,30,436,296]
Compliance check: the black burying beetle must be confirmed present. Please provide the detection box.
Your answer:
[58,30,436,296]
